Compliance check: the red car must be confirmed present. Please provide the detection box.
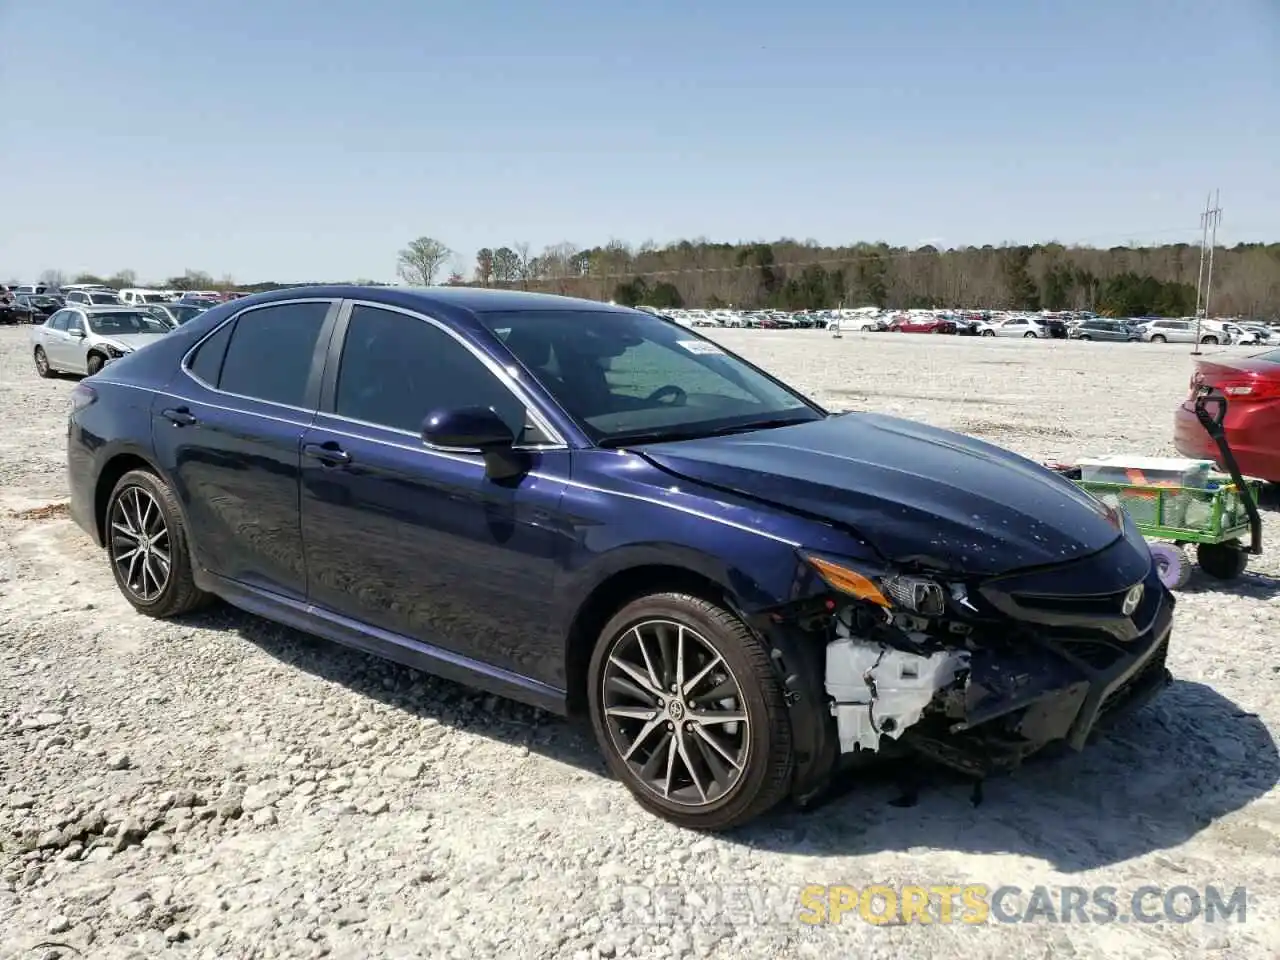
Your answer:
[1175,348,1280,483]
[887,315,957,334]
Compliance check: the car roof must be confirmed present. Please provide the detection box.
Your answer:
[78,305,155,314]
[240,284,636,316]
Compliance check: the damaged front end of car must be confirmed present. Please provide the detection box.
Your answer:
[750,534,1175,803]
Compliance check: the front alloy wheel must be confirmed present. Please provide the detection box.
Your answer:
[588,593,793,830]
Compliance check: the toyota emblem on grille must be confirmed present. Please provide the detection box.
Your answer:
[1121,584,1144,616]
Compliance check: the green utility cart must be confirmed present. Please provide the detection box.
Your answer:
[1061,388,1264,590]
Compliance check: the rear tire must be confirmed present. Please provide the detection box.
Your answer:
[33,346,55,378]
[980,329,994,337]
[1202,336,1218,345]
[106,469,212,618]
[1150,335,1166,343]
[1196,541,1248,580]
[587,592,794,831]
[1023,331,1038,338]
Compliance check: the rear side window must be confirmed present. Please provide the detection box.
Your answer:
[188,320,236,385]
[216,301,331,407]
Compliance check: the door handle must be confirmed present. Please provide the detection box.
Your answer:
[162,407,197,426]
[302,442,352,466]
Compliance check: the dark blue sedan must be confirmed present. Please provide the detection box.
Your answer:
[65,286,1174,829]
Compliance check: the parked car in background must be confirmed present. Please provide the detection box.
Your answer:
[119,288,176,306]
[65,286,1175,830]
[887,314,957,334]
[1070,318,1142,342]
[1038,317,1070,339]
[15,293,64,323]
[1,296,37,324]
[139,302,209,327]
[1222,323,1261,346]
[32,306,174,376]
[992,317,1046,338]
[66,288,125,307]
[1140,318,1228,345]
[1175,348,1280,483]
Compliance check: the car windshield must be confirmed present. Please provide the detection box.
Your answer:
[142,293,170,303]
[88,292,121,304]
[87,312,172,336]
[475,309,824,446]
[173,306,207,323]
[1255,349,1280,364]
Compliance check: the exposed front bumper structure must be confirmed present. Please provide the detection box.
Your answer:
[822,551,1175,778]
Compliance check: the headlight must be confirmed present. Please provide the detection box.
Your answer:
[802,552,948,616]
[102,343,128,358]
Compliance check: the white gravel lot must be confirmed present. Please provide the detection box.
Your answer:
[1,325,1278,960]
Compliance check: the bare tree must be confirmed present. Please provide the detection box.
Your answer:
[396,236,452,286]
[38,268,66,289]
[109,269,138,289]
[513,241,533,285]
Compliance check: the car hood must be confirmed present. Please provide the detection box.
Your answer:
[97,333,168,350]
[638,413,1125,576]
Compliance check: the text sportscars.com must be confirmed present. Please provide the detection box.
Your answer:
[607,883,1250,926]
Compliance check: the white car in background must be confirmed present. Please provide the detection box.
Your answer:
[992,316,1046,338]
[1139,318,1230,345]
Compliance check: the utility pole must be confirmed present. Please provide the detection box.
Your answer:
[1191,190,1222,355]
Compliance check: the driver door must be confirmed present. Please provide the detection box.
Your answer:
[298,302,572,687]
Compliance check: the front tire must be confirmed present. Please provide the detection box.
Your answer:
[1201,336,1218,345]
[1150,334,1166,343]
[1023,331,1038,338]
[106,469,211,618]
[587,593,793,831]
[86,353,106,376]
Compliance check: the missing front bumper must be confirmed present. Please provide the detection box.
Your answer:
[824,595,1175,777]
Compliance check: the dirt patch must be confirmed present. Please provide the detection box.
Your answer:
[10,501,70,521]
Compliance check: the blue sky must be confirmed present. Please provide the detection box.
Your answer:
[2,0,1277,284]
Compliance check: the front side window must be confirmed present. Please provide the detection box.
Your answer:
[334,305,528,437]
[475,309,823,445]
[217,301,331,407]
[46,310,70,331]
[66,312,85,334]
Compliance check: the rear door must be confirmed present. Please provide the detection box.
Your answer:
[150,298,340,601]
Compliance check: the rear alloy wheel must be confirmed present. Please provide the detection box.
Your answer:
[106,469,211,617]
[1150,335,1167,343]
[33,346,55,378]
[1201,336,1218,345]
[588,593,793,830]
[980,329,994,337]
[1023,331,1038,338]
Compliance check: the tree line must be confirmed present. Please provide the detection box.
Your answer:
[396,236,1280,318]
[23,236,1280,319]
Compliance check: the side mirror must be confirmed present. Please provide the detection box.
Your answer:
[423,406,515,450]
[423,406,528,481]
[69,328,85,338]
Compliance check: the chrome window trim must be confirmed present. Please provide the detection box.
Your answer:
[179,297,340,417]
[340,299,569,451]
[88,377,798,546]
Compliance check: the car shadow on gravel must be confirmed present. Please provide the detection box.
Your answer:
[732,678,1278,872]
[178,603,607,772]
[177,608,1275,874]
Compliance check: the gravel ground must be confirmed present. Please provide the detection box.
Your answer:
[1,325,1278,960]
